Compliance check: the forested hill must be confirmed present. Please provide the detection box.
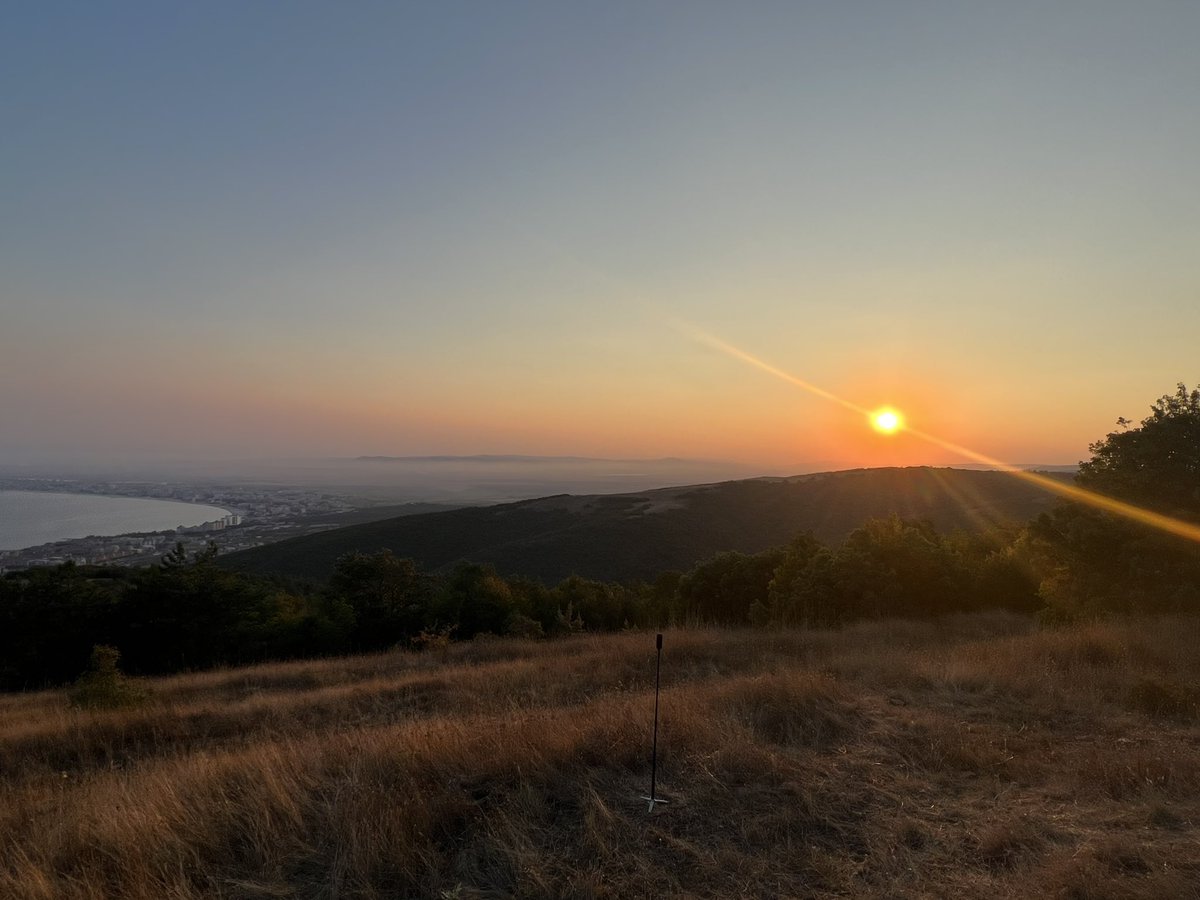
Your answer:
[220,466,1072,583]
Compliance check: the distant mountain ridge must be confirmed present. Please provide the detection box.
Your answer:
[352,454,697,464]
[221,466,1073,584]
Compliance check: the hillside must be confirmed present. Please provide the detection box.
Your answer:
[222,466,1072,583]
[3,615,1197,898]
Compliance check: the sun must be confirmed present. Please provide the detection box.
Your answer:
[870,407,904,434]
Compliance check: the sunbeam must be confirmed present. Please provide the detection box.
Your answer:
[680,324,1200,545]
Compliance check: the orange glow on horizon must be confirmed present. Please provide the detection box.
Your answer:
[681,324,1200,545]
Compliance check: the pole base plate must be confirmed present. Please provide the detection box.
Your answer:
[640,795,669,813]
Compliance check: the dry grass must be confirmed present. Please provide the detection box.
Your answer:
[2,613,1199,898]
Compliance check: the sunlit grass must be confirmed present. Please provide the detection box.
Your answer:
[1,615,1198,898]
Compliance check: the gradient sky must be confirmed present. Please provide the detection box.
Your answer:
[3,2,1197,470]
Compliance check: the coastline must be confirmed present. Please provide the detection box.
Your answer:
[0,490,235,554]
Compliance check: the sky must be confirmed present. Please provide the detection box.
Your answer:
[3,1,1198,472]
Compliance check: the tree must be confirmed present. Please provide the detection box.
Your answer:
[832,516,968,619]
[765,533,838,626]
[434,563,516,639]
[1030,384,1200,617]
[552,575,637,632]
[677,549,787,625]
[328,551,432,649]
[1077,383,1200,518]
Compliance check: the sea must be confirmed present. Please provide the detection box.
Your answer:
[0,490,232,552]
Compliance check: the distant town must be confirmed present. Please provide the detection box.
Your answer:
[0,476,393,571]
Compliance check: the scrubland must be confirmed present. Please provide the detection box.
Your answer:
[1,613,1198,899]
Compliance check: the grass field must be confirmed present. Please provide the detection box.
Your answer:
[2,614,1198,898]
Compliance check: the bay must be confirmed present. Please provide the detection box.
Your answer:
[0,490,232,552]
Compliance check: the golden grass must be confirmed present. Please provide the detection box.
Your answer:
[2,613,1198,898]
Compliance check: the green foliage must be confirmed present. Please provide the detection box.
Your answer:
[645,570,684,627]
[330,550,433,649]
[669,519,1029,629]
[551,575,639,632]
[1078,383,1200,516]
[1031,384,1200,619]
[0,549,356,688]
[160,541,190,568]
[504,613,545,639]
[678,549,786,625]
[69,645,149,709]
[766,533,839,627]
[968,532,1042,614]
[554,602,585,634]
[435,564,516,639]
[833,516,969,619]
[0,509,1053,690]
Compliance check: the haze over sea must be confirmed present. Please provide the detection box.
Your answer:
[0,491,231,552]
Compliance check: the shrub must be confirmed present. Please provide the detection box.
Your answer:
[505,613,545,640]
[411,626,457,661]
[68,645,149,709]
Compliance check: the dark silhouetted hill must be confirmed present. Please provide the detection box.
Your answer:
[220,467,1071,583]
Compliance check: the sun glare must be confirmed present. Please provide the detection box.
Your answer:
[870,408,903,434]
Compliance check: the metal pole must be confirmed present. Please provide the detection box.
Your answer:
[642,632,667,812]
[651,632,661,800]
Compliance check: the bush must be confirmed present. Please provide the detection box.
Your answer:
[411,626,456,661]
[68,645,149,710]
[505,613,545,639]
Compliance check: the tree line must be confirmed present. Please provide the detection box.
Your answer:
[1,384,1196,690]
[0,515,1037,689]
